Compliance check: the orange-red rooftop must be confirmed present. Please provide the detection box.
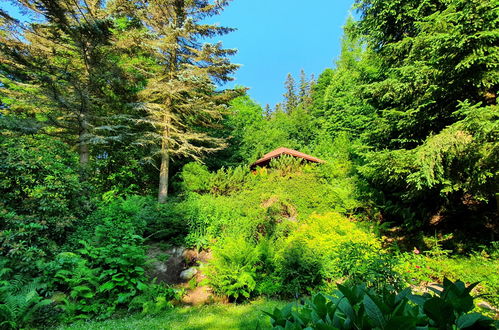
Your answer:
[250,147,324,169]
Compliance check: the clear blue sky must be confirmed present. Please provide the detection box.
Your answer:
[2,0,355,108]
[214,0,354,107]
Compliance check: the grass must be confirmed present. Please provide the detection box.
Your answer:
[60,299,286,330]
[431,256,499,308]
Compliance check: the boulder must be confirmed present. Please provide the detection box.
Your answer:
[180,267,198,281]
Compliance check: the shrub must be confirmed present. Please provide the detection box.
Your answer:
[72,195,188,246]
[265,279,498,329]
[205,236,261,302]
[129,282,184,314]
[274,239,323,297]
[180,162,212,194]
[0,135,92,273]
[396,247,499,308]
[278,213,400,290]
[46,238,148,321]
[210,165,250,195]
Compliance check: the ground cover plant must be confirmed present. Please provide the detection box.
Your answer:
[265,279,498,329]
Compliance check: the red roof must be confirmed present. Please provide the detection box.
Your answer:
[251,147,324,168]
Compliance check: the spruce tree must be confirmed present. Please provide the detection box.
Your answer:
[264,104,272,118]
[116,0,239,203]
[0,0,132,169]
[298,69,313,109]
[283,73,298,113]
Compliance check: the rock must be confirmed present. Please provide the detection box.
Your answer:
[146,245,186,284]
[180,267,198,281]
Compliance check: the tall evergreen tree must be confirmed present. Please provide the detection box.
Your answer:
[264,104,272,118]
[283,73,298,113]
[116,0,239,203]
[298,69,313,109]
[0,1,131,169]
[351,0,499,226]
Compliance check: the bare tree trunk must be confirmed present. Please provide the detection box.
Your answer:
[79,118,89,167]
[158,119,170,204]
[79,140,89,166]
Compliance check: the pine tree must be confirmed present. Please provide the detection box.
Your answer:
[274,103,285,114]
[283,73,298,113]
[298,69,313,109]
[264,104,272,118]
[117,0,239,203]
[299,69,307,103]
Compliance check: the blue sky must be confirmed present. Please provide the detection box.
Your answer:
[214,0,354,107]
[2,0,355,108]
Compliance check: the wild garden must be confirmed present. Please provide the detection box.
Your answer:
[0,0,497,329]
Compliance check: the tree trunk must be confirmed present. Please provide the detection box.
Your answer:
[79,118,90,167]
[79,141,89,166]
[158,122,170,204]
[78,113,90,169]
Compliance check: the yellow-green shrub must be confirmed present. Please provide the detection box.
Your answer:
[276,213,401,291]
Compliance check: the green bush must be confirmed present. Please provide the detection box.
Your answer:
[205,236,262,302]
[275,239,323,297]
[129,282,184,314]
[72,195,188,246]
[265,279,498,329]
[180,162,212,194]
[45,238,148,321]
[210,165,250,196]
[396,246,499,308]
[278,212,400,291]
[0,135,92,273]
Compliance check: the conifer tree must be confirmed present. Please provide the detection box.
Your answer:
[299,69,308,103]
[274,103,284,114]
[298,69,313,109]
[116,0,239,203]
[283,73,298,113]
[0,0,133,169]
[264,104,272,118]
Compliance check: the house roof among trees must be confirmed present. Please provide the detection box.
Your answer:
[251,147,324,169]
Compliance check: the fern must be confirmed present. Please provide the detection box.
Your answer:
[0,279,52,329]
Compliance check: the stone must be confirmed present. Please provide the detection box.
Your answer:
[180,267,198,281]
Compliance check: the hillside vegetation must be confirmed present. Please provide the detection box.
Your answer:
[0,0,497,328]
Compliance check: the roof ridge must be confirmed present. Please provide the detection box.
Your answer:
[251,147,324,168]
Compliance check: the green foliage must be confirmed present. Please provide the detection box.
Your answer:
[75,195,188,245]
[359,102,498,227]
[45,238,148,321]
[281,213,400,291]
[0,263,55,329]
[265,279,498,329]
[274,239,323,297]
[209,165,250,196]
[396,245,499,309]
[205,236,261,302]
[180,162,212,194]
[0,135,92,273]
[129,282,183,314]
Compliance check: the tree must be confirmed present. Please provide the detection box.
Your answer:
[315,16,378,139]
[264,104,272,118]
[351,0,499,226]
[355,0,498,148]
[298,69,312,109]
[283,73,298,113]
[0,1,133,169]
[117,0,239,203]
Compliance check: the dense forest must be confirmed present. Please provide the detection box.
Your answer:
[0,0,497,329]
